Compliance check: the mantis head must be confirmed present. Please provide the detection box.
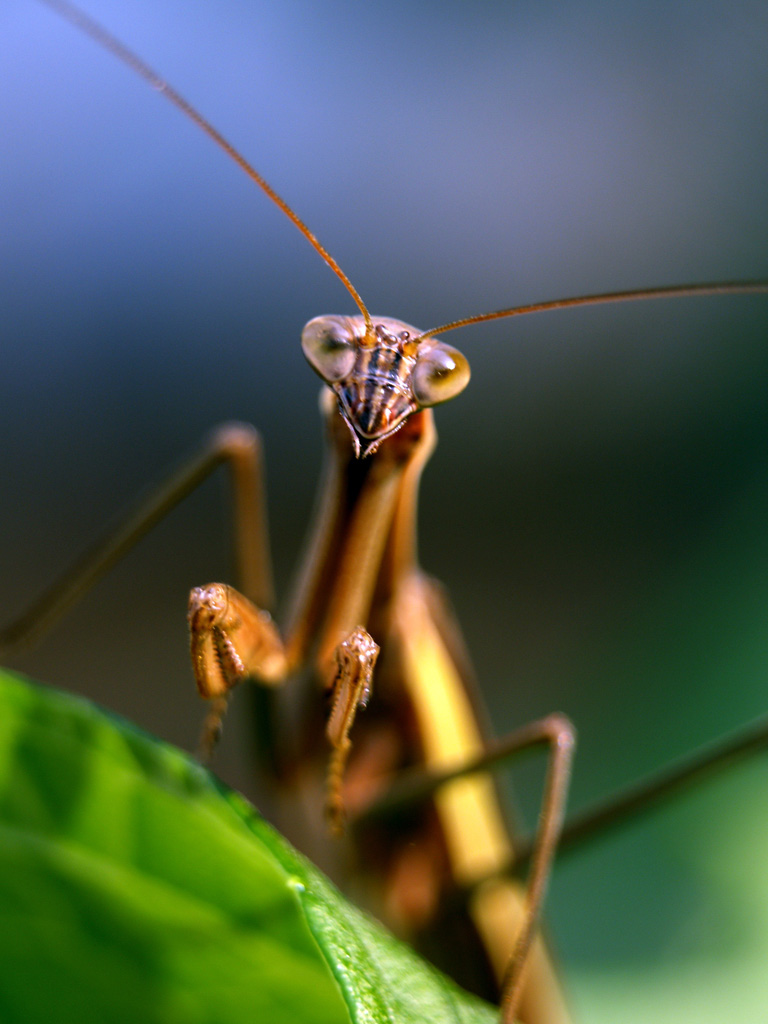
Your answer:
[302,315,471,458]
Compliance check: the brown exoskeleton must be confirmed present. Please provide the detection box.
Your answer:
[4,4,768,1019]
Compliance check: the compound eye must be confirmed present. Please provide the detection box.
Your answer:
[411,342,471,407]
[302,316,357,383]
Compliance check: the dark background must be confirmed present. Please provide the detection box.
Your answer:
[2,1,768,1018]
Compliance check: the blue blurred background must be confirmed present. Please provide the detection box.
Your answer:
[2,1,768,1019]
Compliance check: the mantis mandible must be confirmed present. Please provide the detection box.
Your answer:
[2,1,768,1021]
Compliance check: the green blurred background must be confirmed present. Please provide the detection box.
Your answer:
[2,0,767,1019]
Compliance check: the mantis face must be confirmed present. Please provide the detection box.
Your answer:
[302,315,470,457]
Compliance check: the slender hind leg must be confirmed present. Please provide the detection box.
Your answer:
[0,421,286,762]
[361,570,574,1024]
[0,422,273,655]
[359,711,575,1024]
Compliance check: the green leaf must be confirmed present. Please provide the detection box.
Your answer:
[0,668,497,1024]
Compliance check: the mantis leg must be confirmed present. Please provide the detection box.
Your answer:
[187,581,287,758]
[189,402,416,772]
[516,711,768,866]
[357,570,574,1024]
[0,422,274,649]
[359,708,574,1024]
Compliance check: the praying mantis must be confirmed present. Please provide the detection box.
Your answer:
[2,0,768,1020]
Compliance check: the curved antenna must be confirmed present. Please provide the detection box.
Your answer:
[34,1,767,348]
[416,280,768,342]
[37,0,373,332]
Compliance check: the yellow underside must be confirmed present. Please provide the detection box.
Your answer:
[392,574,571,1024]
[394,574,513,887]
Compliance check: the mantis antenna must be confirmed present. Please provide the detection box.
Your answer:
[415,279,768,342]
[35,0,373,334]
[37,0,767,346]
